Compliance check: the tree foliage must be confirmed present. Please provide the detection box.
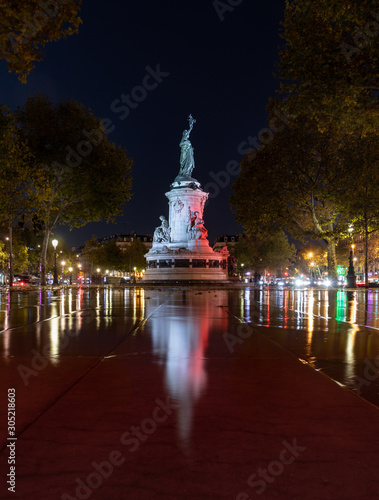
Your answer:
[279,0,379,132]
[232,231,296,275]
[83,236,147,273]
[124,239,147,271]
[0,0,82,83]
[258,231,296,274]
[0,106,33,225]
[16,94,133,284]
[231,110,351,280]
[0,105,33,282]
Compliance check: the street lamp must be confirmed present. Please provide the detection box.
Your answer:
[52,239,58,285]
[68,267,73,285]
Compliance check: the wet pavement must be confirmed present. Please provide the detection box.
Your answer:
[241,287,379,406]
[1,286,379,499]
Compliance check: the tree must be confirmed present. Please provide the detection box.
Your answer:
[123,239,147,272]
[16,94,133,285]
[279,0,379,133]
[258,231,296,276]
[231,111,349,283]
[297,243,328,278]
[232,232,296,276]
[100,241,125,272]
[338,133,379,286]
[231,235,260,271]
[0,0,82,83]
[277,1,379,284]
[13,243,29,274]
[0,241,8,275]
[0,106,33,283]
[83,238,125,273]
[82,235,104,269]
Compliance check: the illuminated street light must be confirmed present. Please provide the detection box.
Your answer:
[52,239,58,285]
[68,267,73,285]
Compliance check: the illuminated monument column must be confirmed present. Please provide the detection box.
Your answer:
[143,115,229,282]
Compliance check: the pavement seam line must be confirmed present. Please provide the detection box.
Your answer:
[0,300,168,452]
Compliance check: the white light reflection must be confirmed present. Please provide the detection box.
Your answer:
[49,317,60,363]
[96,289,101,328]
[133,289,145,322]
[345,324,359,384]
[150,301,215,450]
[306,292,314,358]
[244,288,250,322]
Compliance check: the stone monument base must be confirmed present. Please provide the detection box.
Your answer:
[143,249,229,282]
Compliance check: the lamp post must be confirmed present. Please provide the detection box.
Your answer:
[346,247,357,288]
[52,239,58,285]
[68,267,73,285]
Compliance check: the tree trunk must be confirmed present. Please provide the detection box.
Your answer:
[365,213,369,288]
[40,229,51,286]
[9,224,13,285]
[326,238,338,285]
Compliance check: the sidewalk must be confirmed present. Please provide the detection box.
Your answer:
[1,288,379,499]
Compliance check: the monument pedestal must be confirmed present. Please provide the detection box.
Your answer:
[143,178,229,282]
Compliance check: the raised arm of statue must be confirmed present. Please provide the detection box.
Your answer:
[178,115,196,177]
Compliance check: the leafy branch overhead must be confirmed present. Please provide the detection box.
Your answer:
[279,0,379,132]
[0,0,82,83]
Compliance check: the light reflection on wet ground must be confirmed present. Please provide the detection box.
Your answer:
[239,287,379,406]
[2,286,379,413]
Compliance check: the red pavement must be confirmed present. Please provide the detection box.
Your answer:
[1,287,379,500]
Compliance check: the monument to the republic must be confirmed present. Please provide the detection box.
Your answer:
[143,115,229,282]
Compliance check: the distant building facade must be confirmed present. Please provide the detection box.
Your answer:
[213,233,240,252]
[98,232,153,251]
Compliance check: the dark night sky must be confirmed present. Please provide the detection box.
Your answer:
[1,0,285,247]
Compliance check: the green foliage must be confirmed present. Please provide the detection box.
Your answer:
[15,94,133,284]
[0,0,82,83]
[337,133,379,235]
[124,239,147,271]
[279,0,379,132]
[13,243,29,274]
[231,114,348,241]
[231,235,260,269]
[0,106,33,228]
[231,111,352,280]
[0,241,7,270]
[258,231,296,273]
[83,236,147,273]
[233,232,296,274]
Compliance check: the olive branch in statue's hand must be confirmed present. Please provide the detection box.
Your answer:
[188,114,196,133]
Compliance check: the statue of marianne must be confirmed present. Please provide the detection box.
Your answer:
[178,114,196,177]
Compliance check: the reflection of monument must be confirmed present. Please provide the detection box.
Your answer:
[143,115,229,281]
[149,292,228,449]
